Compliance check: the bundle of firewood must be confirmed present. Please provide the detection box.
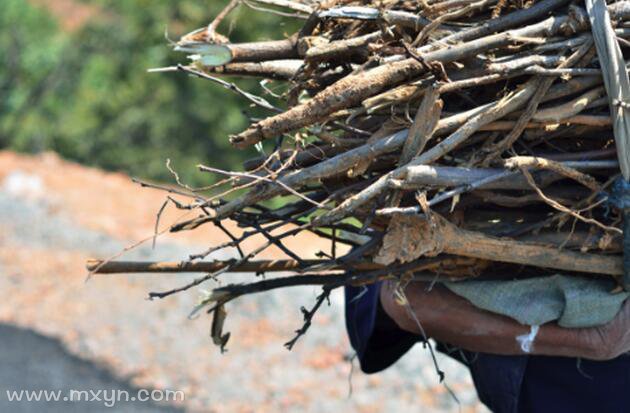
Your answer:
[89,0,630,350]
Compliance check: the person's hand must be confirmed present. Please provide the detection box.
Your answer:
[575,298,630,360]
[379,280,630,360]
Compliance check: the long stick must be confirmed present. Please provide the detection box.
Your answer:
[438,216,623,276]
[86,259,381,274]
[176,37,299,64]
[86,256,478,275]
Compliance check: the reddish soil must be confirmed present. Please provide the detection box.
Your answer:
[0,151,330,258]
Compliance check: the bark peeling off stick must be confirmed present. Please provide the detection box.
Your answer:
[377,213,623,276]
[229,57,424,147]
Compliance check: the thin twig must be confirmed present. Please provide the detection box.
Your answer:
[284,286,336,350]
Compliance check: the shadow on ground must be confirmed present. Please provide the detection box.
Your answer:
[0,324,184,412]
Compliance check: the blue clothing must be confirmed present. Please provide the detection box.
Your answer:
[345,282,630,413]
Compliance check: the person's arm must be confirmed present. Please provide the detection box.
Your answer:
[380,280,630,360]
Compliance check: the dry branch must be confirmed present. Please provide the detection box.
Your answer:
[430,214,623,276]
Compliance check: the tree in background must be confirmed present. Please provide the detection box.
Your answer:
[0,0,297,184]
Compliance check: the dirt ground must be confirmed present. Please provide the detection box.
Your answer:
[0,151,488,412]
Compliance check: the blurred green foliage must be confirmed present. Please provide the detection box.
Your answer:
[0,0,298,184]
